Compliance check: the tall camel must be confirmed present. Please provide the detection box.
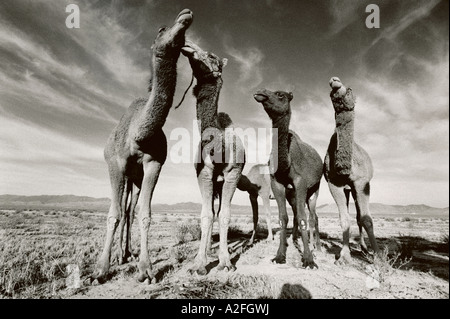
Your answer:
[181,40,245,275]
[324,77,379,264]
[254,89,323,268]
[92,9,193,283]
[237,163,274,244]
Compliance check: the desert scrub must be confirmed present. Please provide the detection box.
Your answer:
[173,220,201,244]
[152,274,280,299]
[170,243,197,263]
[0,235,101,298]
[366,246,411,284]
[0,214,103,298]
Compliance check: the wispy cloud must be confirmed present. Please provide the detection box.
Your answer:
[369,0,441,47]
[223,37,264,90]
[0,114,107,197]
[327,0,367,35]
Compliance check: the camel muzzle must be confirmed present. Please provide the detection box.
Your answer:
[176,9,193,26]
[253,93,268,103]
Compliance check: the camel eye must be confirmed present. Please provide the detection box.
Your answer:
[158,27,166,33]
[276,92,284,99]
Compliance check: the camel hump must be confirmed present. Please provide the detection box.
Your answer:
[217,112,233,129]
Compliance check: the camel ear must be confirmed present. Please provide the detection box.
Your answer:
[287,92,293,101]
[222,58,228,68]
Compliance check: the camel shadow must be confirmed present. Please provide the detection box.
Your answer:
[320,232,449,281]
[278,283,312,299]
[205,227,264,273]
[377,235,449,281]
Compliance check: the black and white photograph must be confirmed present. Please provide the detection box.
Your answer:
[0,0,448,302]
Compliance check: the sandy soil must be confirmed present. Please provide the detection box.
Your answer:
[66,213,449,300]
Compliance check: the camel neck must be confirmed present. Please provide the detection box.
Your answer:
[134,57,178,143]
[271,113,291,176]
[194,78,223,133]
[334,110,355,175]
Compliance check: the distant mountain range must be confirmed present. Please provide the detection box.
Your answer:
[0,194,448,218]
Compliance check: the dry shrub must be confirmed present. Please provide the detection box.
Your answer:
[170,243,197,263]
[173,220,201,244]
[0,212,102,298]
[366,246,412,283]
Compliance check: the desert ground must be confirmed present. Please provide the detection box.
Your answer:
[0,207,448,299]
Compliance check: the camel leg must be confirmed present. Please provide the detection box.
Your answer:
[117,181,131,265]
[136,160,162,283]
[294,179,317,269]
[307,187,321,252]
[286,188,301,252]
[329,183,352,265]
[192,167,214,275]
[206,219,214,255]
[271,178,288,264]
[94,164,126,281]
[249,194,258,245]
[124,186,140,262]
[262,194,273,241]
[352,181,379,255]
[217,167,241,271]
[347,188,367,253]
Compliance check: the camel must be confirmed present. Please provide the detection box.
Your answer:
[254,89,323,268]
[237,163,274,244]
[324,77,379,264]
[181,40,245,275]
[92,9,193,283]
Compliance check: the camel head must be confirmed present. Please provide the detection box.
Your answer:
[253,89,293,120]
[181,40,228,81]
[329,77,355,113]
[151,8,193,61]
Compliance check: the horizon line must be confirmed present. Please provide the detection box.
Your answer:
[0,193,448,210]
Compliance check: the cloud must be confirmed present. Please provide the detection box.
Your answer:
[327,0,367,35]
[223,38,264,90]
[0,114,108,197]
[340,53,449,189]
[0,1,447,208]
[369,0,441,48]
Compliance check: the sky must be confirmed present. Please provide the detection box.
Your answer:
[0,0,448,208]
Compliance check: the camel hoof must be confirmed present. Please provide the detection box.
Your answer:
[271,256,286,264]
[334,255,352,266]
[90,269,110,285]
[196,268,207,276]
[90,275,106,285]
[360,245,369,255]
[137,273,147,283]
[137,270,153,283]
[302,259,318,269]
[144,277,156,285]
[217,264,236,272]
[91,279,100,286]
[189,267,207,276]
